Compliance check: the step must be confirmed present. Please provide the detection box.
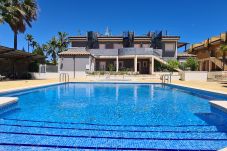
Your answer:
[0,118,226,150]
[0,97,18,107]
[1,118,227,133]
[210,100,227,113]
[0,124,226,140]
[0,133,226,150]
[0,97,18,116]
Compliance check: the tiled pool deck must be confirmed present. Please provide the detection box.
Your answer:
[0,78,227,94]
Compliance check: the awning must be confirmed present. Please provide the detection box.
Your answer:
[59,48,91,56]
[0,45,44,60]
[177,42,189,48]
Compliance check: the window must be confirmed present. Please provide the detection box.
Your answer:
[165,43,175,51]
[163,43,176,57]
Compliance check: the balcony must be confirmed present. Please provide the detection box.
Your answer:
[89,49,118,56]
[89,48,162,57]
[119,48,162,57]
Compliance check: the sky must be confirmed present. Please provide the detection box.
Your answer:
[0,0,227,52]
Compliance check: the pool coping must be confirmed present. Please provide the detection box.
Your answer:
[209,101,227,113]
[0,81,227,95]
[0,82,63,95]
[168,83,227,95]
[0,97,18,107]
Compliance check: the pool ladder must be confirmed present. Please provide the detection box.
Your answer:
[59,73,69,83]
[161,74,172,84]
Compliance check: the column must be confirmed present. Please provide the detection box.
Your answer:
[73,57,75,78]
[150,57,154,74]
[134,55,137,73]
[208,60,212,72]
[91,57,95,72]
[116,56,119,72]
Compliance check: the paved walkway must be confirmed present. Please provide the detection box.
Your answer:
[0,77,227,94]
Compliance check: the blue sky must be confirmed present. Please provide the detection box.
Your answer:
[0,0,227,52]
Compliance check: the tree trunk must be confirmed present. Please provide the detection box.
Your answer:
[223,52,226,71]
[14,32,18,50]
[28,41,30,53]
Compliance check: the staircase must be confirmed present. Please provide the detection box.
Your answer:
[199,57,227,70]
[0,118,226,150]
[153,56,182,72]
[210,57,227,70]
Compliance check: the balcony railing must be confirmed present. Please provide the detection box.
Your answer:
[89,49,118,56]
[89,48,162,57]
[119,48,162,57]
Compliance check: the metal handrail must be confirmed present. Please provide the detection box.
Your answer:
[161,74,172,84]
[59,73,69,82]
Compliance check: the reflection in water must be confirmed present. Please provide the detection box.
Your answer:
[133,85,138,105]
[3,83,226,127]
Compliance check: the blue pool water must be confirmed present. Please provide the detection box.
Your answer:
[0,83,226,150]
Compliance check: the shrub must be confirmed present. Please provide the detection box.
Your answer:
[20,72,32,79]
[28,62,39,72]
[108,64,115,71]
[185,57,199,71]
[167,59,179,72]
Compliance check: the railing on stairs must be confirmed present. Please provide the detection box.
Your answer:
[199,57,227,70]
[59,73,69,82]
[161,74,172,84]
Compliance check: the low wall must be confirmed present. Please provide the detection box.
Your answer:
[208,71,227,79]
[180,71,208,81]
[30,72,87,79]
[30,72,59,79]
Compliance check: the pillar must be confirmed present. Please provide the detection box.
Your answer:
[208,60,212,72]
[150,57,154,74]
[134,55,137,73]
[116,56,119,72]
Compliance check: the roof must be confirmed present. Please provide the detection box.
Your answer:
[187,32,227,52]
[177,53,196,57]
[0,45,44,60]
[59,48,91,56]
[177,42,189,48]
[0,45,14,54]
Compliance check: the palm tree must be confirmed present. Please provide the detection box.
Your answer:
[47,37,58,65]
[57,32,69,53]
[31,40,38,50]
[220,44,227,71]
[25,34,33,52]
[0,0,38,50]
[0,0,20,24]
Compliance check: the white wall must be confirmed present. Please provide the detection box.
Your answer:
[30,72,87,79]
[30,72,59,79]
[180,71,208,81]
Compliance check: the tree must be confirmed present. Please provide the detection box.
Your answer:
[57,32,69,53]
[0,0,38,50]
[185,57,199,71]
[45,32,69,65]
[25,34,33,52]
[167,59,179,72]
[31,40,38,49]
[220,44,227,71]
[0,0,20,24]
[47,37,58,65]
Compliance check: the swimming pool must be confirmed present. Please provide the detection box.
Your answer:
[0,83,226,150]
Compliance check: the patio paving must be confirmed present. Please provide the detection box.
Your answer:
[0,76,227,94]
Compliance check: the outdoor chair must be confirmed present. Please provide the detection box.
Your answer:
[0,74,6,81]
